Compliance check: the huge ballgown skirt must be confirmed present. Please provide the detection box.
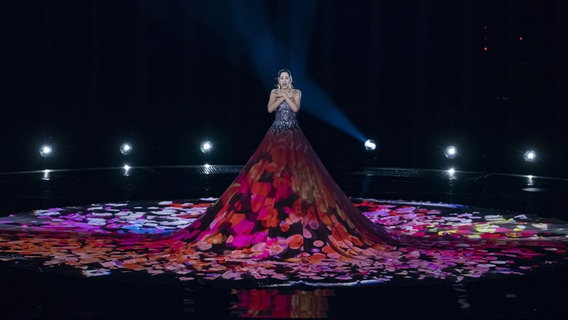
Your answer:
[169,109,394,259]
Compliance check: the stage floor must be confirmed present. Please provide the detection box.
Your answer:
[1,166,567,319]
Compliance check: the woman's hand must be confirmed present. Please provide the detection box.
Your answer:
[267,89,301,113]
[267,89,285,113]
[282,90,293,100]
[282,89,301,112]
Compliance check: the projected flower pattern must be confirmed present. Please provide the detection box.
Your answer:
[0,198,566,285]
[0,101,566,286]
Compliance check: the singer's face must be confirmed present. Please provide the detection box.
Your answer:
[278,72,291,89]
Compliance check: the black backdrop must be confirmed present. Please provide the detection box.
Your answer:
[1,0,566,176]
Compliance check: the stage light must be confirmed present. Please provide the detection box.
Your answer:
[123,164,131,176]
[444,146,458,159]
[200,141,213,154]
[120,143,133,155]
[39,145,53,158]
[364,139,376,151]
[523,150,536,162]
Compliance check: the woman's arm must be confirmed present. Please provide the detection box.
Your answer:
[267,89,284,113]
[282,89,301,112]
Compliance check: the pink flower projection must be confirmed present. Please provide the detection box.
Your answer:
[1,198,566,286]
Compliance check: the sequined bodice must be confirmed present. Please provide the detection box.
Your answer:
[269,101,298,132]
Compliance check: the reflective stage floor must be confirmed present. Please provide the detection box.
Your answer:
[1,166,567,319]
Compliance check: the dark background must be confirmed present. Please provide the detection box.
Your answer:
[1,0,566,176]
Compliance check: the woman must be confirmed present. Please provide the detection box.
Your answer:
[267,69,301,113]
[175,69,393,258]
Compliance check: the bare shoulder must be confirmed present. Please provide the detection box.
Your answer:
[293,89,302,96]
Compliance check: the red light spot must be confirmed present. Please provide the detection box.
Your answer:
[483,47,488,51]
[519,36,523,41]
[483,25,488,30]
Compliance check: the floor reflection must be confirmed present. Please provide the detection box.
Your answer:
[230,289,334,318]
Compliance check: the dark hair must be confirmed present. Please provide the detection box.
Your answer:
[278,69,292,78]
[275,69,294,89]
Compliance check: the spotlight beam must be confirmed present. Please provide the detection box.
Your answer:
[174,2,368,143]
[229,3,366,142]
